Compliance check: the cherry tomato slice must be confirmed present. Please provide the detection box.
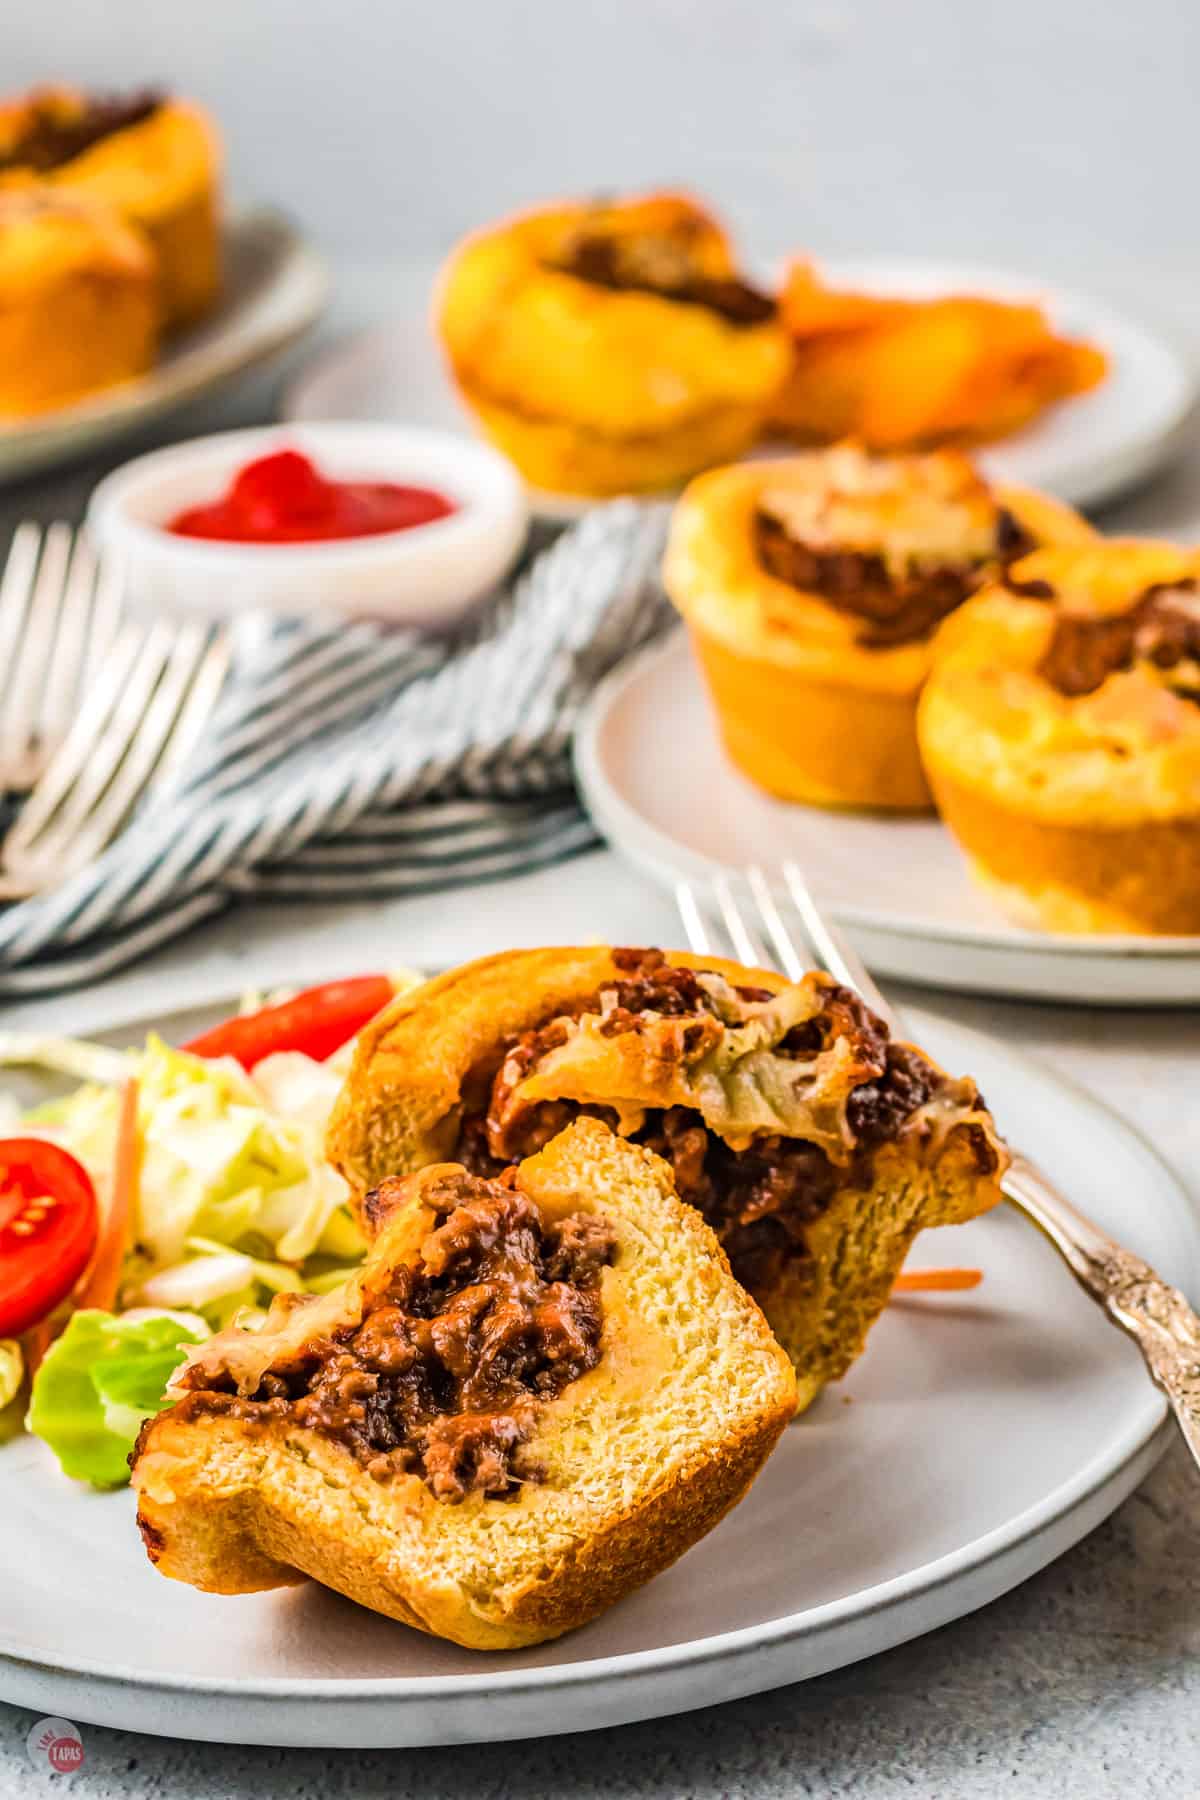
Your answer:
[0,1140,99,1338]
[181,974,394,1071]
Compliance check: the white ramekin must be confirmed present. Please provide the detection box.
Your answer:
[87,422,529,626]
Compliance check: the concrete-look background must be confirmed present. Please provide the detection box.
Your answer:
[6,0,1199,272]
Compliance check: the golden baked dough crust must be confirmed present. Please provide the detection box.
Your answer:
[0,188,159,417]
[663,446,1096,811]
[326,947,1007,1410]
[132,1119,796,1650]
[0,88,220,327]
[919,540,1200,933]
[435,191,790,496]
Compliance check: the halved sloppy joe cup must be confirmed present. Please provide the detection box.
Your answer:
[131,1119,797,1649]
[324,946,1008,1412]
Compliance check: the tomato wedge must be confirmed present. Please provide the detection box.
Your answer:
[0,1140,99,1338]
[181,974,394,1070]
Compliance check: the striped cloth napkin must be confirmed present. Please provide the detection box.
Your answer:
[0,501,673,998]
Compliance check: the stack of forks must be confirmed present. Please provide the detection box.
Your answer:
[0,523,228,900]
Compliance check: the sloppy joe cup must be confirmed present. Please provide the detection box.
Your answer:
[88,422,529,627]
[662,451,1096,813]
[435,190,791,500]
[919,541,1200,935]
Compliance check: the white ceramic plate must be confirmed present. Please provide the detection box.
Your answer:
[284,256,1195,518]
[574,632,1200,1006]
[1,989,1196,1746]
[0,210,329,486]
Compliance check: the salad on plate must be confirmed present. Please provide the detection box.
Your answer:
[0,971,419,1487]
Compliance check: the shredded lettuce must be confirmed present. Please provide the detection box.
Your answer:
[12,1032,367,1333]
[28,1309,208,1488]
[0,1032,133,1086]
[0,1340,23,1413]
[7,988,419,1484]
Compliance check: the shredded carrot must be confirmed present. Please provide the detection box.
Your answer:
[891,1267,983,1294]
[74,1078,140,1314]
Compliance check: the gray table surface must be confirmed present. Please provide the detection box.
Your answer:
[1,262,1199,1798]
[3,1436,1198,1797]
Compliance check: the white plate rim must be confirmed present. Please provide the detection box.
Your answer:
[0,991,1193,1735]
[808,258,1197,512]
[574,630,1200,962]
[0,1398,1171,1704]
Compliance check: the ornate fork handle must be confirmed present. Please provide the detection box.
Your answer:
[1004,1152,1200,1469]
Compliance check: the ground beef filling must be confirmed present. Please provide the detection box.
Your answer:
[754,505,1035,648]
[458,950,961,1291]
[551,231,777,327]
[638,1111,839,1289]
[172,1176,616,1504]
[0,90,163,173]
[1037,581,1200,703]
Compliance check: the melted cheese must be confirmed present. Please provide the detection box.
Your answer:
[758,444,1001,577]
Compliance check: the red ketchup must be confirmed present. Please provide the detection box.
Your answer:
[167,448,457,544]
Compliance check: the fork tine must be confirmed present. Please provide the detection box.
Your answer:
[712,871,780,972]
[2,623,169,872]
[1,622,229,897]
[1,627,144,864]
[746,864,807,982]
[84,546,125,684]
[1,522,72,774]
[0,524,41,725]
[146,630,229,804]
[60,626,212,870]
[781,860,896,1025]
[34,531,97,749]
[0,523,73,786]
[676,875,765,965]
[713,872,770,969]
[675,863,899,1034]
[674,880,714,956]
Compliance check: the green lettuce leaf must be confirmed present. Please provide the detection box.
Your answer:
[28,1309,206,1489]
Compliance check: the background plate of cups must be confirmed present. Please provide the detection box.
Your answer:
[574,632,1200,1007]
[285,255,1197,520]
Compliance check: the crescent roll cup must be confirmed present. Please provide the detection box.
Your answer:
[435,191,790,497]
[663,446,1095,811]
[0,87,221,327]
[919,541,1200,934]
[326,947,1008,1412]
[0,188,159,418]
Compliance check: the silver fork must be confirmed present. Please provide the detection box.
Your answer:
[677,864,1200,1476]
[0,530,230,899]
[0,523,124,793]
